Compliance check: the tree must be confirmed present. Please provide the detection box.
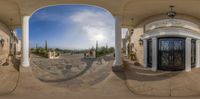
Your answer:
[36,43,38,49]
[96,41,98,57]
[45,40,48,51]
[106,43,108,53]
[96,41,98,51]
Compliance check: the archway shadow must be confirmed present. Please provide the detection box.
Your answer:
[113,59,181,82]
[31,53,113,83]
[1,56,20,71]
[32,55,95,82]
[10,56,20,71]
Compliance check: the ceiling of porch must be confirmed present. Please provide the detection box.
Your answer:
[2,0,200,28]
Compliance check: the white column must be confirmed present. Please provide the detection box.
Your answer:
[152,37,157,71]
[113,16,123,71]
[185,38,191,72]
[196,40,200,68]
[21,16,30,67]
[143,39,148,67]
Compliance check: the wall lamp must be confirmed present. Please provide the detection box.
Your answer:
[139,38,143,45]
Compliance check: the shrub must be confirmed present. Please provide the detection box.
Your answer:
[96,47,114,57]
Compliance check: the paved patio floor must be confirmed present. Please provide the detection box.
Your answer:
[1,57,200,98]
[124,58,200,96]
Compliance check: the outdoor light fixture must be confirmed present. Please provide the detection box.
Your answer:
[130,28,134,34]
[0,38,4,47]
[167,5,176,18]
[130,18,134,35]
[139,38,143,45]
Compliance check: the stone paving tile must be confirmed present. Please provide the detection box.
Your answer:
[124,58,200,97]
[30,53,114,90]
[0,59,19,95]
[171,88,199,96]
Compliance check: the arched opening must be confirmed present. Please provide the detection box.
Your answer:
[142,18,200,71]
[123,15,200,97]
[23,4,117,89]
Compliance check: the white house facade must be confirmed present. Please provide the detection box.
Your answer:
[128,14,200,72]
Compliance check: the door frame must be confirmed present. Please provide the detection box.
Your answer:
[157,37,185,71]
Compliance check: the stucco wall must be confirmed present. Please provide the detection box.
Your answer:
[130,14,200,66]
[130,27,144,65]
[0,22,10,59]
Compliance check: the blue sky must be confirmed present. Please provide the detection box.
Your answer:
[16,5,127,50]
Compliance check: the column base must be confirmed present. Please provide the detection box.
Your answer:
[143,64,148,68]
[151,67,157,72]
[185,68,191,72]
[20,66,32,72]
[21,61,30,67]
[195,65,200,68]
[112,65,124,72]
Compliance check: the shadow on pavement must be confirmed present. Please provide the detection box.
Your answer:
[31,54,114,83]
[121,59,180,81]
[35,57,96,82]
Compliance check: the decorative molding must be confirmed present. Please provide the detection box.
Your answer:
[142,27,200,40]
[145,19,200,32]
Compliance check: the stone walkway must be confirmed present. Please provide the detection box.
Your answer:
[6,68,136,99]
[4,66,198,99]
[30,53,114,90]
[2,56,200,98]
[124,58,200,96]
[0,58,19,95]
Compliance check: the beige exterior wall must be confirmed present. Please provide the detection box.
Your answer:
[130,14,200,66]
[0,22,11,59]
[130,27,144,65]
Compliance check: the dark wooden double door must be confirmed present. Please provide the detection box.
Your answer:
[158,38,185,71]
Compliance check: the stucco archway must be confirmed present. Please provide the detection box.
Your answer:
[20,4,124,72]
[141,18,200,72]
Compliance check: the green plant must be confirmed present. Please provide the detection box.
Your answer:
[45,40,48,51]
[96,46,114,57]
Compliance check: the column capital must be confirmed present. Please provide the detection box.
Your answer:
[196,39,200,42]
[152,37,157,40]
[114,16,122,22]
[22,16,30,22]
[143,39,147,42]
[186,37,192,40]
[113,15,122,18]
[22,15,30,18]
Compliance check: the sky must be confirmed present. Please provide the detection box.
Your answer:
[16,5,128,50]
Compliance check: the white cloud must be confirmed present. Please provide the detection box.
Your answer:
[30,8,115,49]
[31,11,68,23]
[70,10,115,47]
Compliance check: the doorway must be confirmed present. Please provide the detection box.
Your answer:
[158,37,185,71]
